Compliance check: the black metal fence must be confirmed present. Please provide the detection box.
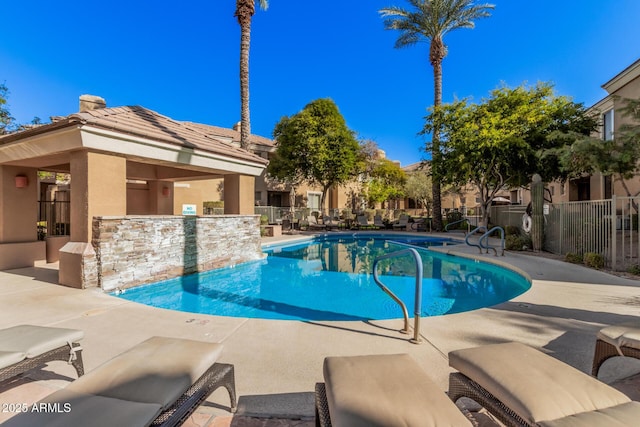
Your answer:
[37,201,70,240]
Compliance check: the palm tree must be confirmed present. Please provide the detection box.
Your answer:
[235,0,269,150]
[380,0,493,230]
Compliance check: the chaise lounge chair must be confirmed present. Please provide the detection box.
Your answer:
[0,324,84,383]
[392,214,409,231]
[592,321,640,377]
[4,336,236,427]
[315,353,473,427]
[448,342,640,427]
[353,215,374,230]
[373,215,385,229]
[307,215,327,231]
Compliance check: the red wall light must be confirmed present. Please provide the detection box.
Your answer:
[162,186,170,197]
[15,175,28,188]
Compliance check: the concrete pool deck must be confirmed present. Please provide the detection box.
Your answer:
[1,231,639,426]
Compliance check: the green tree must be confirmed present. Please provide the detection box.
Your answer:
[0,83,16,135]
[425,83,596,226]
[404,167,432,214]
[268,98,363,211]
[366,158,407,207]
[235,0,268,150]
[380,0,494,231]
[559,97,640,199]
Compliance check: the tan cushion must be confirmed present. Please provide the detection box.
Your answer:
[66,336,223,410]
[0,325,83,357]
[324,353,472,427]
[0,351,26,369]
[449,342,630,425]
[597,322,640,350]
[2,389,162,427]
[538,401,640,427]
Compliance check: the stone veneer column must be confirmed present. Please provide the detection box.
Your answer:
[224,174,255,215]
[59,151,126,288]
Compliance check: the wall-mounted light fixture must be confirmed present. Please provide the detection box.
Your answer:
[162,186,170,197]
[15,175,28,188]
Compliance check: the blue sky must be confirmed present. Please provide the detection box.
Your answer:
[1,1,639,166]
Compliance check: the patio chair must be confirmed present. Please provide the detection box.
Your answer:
[307,215,326,231]
[4,336,236,427]
[0,324,84,383]
[315,353,473,427]
[353,215,373,230]
[322,215,341,231]
[592,321,640,377]
[392,214,409,231]
[448,341,640,427]
[373,215,385,229]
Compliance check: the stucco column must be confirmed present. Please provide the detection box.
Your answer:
[224,174,255,215]
[59,151,126,288]
[0,166,44,269]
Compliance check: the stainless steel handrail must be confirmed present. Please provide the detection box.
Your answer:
[465,226,487,253]
[478,226,505,256]
[372,248,423,344]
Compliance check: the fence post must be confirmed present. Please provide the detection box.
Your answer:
[611,195,617,271]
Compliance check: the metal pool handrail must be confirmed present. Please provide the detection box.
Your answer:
[372,248,423,344]
[479,226,505,256]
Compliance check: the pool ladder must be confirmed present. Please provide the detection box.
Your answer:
[372,248,423,344]
[465,226,505,256]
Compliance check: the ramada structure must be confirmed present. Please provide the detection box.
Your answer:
[0,96,268,289]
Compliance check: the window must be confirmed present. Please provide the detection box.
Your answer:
[255,191,262,205]
[603,109,614,141]
[307,192,322,212]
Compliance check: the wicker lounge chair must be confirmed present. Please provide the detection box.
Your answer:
[448,342,640,427]
[592,321,640,377]
[315,353,473,427]
[0,324,84,383]
[4,336,236,427]
[373,215,385,229]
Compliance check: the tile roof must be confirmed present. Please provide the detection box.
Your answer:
[182,122,275,149]
[1,105,268,165]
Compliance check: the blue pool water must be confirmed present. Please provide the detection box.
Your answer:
[115,233,530,321]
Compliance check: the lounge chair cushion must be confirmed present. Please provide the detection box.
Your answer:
[2,389,163,427]
[449,342,631,425]
[597,322,640,351]
[324,353,472,427]
[0,325,83,359]
[66,336,223,410]
[0,351,26,369]
[538,401,640,427]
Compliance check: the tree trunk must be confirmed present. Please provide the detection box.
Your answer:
[430,40,444,231]
[236,1,254,150]
[531,174,544,251]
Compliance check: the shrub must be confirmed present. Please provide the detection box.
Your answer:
[504,225,520,236]
[627,264,640,276]
[260,214,269,225]
[505,234,531,251]
[203,201,224,208]
[565,253,583,264]
[583,252,605,269]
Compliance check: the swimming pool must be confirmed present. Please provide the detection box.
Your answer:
[115,233,530,321]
